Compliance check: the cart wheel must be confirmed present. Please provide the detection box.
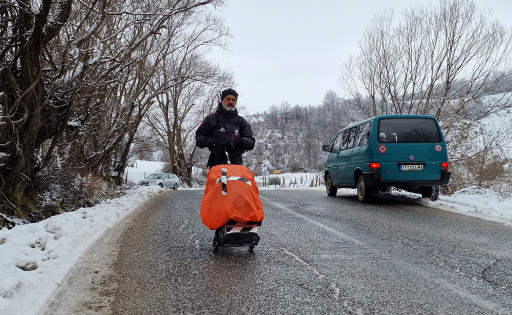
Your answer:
[213,236,219,251]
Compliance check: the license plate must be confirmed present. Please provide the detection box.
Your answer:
[400,164,424,171]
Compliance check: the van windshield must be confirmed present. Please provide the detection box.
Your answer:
[378,118,442,143]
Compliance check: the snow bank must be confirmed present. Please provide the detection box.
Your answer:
[0,186,161,315]
[0,160,166,315]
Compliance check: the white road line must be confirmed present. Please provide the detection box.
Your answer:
[264,198,365,245]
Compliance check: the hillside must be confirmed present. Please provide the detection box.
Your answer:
[242,95,364,175]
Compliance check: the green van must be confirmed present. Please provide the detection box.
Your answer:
[322,115,451,202]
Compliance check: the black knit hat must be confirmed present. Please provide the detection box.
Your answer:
[221,88,238,101]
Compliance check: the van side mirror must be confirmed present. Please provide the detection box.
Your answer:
[322,144,331,152]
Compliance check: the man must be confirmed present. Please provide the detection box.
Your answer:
[196,88,255,167]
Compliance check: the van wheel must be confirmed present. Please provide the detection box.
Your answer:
[422,186,439,201]
[325,174,337,196]
[357,175,373,202]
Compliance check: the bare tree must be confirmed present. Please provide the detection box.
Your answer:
[443,115,512,195]
[340,0,512,121]
[0,0,226,218]
[145,49,234,185]
[1,0,73,212]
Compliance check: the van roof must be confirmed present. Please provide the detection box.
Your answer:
[337,114,438,133]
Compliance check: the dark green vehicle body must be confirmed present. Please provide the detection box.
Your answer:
[322,115,451,202]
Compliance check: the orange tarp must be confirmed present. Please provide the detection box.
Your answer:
[200,165,264,230]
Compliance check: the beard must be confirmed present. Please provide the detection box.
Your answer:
[222,104,236,112]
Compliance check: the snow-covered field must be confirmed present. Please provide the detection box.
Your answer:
[1,161,512,315]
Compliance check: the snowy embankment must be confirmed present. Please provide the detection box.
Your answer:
[0,161,164,315]
[1,164,512,315]
[257,172,512,228]
[0,185,162,315]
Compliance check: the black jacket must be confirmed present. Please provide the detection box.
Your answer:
[196,105,255,167]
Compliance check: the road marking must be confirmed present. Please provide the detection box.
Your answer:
[265,198,365,245]
[178,220,189,232]
[282,247,364,314]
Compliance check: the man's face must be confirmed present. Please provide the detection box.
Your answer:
[222,95,237,109]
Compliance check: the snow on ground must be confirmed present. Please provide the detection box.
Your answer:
[1,163,512,315]
[125,160,166,185]
[0,161,165,315]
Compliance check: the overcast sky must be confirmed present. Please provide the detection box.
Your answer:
[209,0,512,115]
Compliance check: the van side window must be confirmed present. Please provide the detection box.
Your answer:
[341,127,357,150]
[332,132,343,151]
[355,122,372,146]
[347,128,357,149]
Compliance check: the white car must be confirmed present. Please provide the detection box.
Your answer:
[139,173,180,189]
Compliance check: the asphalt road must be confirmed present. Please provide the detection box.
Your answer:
[44,189,512,315]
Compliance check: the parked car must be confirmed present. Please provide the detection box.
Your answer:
[139,173,180,189]
[322,115,451,202]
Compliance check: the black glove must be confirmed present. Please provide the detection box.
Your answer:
[206,138,219,149]
[221,141,234,149]
[233,138,245,149]
[222,139,245,150]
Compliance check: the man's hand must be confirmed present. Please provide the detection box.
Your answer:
[207,139,219,149]
[233,138,245,149]
[222,139,245,150]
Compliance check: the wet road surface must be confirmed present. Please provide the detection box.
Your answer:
[45,189,512,314]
